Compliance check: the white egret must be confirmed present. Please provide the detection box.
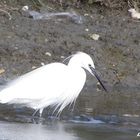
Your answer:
[0,52,107,116]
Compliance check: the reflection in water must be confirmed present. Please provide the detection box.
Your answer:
[0,121,78,140]
[0,88,140,140]
[0,120,138,140]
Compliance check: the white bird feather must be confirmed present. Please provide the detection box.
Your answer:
[0,52,106,116]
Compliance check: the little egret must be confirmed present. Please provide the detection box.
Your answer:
[0,52,107,116]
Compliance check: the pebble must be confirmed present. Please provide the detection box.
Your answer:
[84,13,89,16]
[45,38,48,42]
[45,52,51,57]
[0,68,5,75]
[60,56,65,59]
[41,62,45,66]
[22,6,29,11]
[32,66,37,69]
[85,28,89,32]
[89,33,100,40]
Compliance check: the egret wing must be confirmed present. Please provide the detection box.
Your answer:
[0,63,68,104]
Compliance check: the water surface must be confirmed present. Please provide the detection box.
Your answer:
[0,120,139,140]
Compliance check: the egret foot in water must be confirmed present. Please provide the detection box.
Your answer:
[32,108,44,118]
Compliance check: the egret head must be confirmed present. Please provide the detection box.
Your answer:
[68,52,107,92]
[68,52,94,69]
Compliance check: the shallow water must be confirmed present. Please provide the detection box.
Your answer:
[0,1,140,139]
[0,89,140,140]
[0,120,139,140]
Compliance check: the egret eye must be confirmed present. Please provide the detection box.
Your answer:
[88,64,91,67]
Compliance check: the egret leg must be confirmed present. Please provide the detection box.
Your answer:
[32,108,44,117]
[31,108,44,124]
[39,108,43,117]
[32,109,39,117]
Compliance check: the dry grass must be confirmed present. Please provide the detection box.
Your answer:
[46,0,140,10]
[0,0,140,10]
[0,2,19,20]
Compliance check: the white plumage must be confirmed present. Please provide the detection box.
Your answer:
[0,52,106,116]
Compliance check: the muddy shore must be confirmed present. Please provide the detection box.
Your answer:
[0,1,140,121]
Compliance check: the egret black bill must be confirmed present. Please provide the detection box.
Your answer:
[89,66,107,92]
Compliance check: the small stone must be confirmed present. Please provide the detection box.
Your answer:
[133,114,139,117]
[85,28,89,32]
[85,107,93,113]
[22,6,29,11]
[0,68,5,75]
[45,52,51,57]
[45,38,48,42]
[14,47,18,50]
[41,62,45,66]
[89,34,100,40]
[32,66,37,69]
[7,36,12,39]
[84,13,89,16]
[96,82,102,91]
[60,56,65,59]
